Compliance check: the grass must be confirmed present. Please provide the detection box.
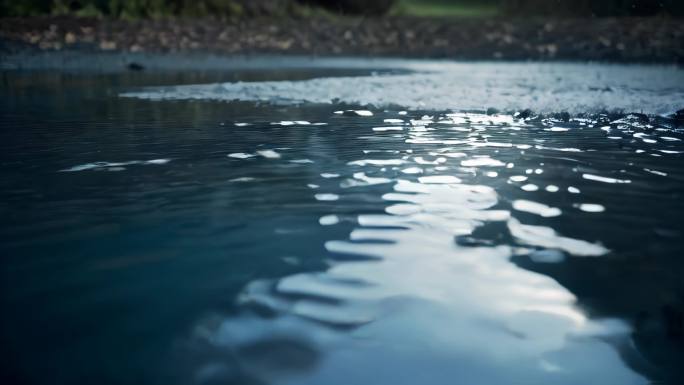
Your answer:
[392,0,500,18]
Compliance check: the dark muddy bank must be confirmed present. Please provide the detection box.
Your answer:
[1,15,683,63]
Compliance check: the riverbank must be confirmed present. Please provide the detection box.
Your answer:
[1,15,683,63]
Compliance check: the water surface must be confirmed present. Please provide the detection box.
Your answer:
[1,57,683,385]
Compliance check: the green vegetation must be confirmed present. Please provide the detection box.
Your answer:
[1,0,50,16]
[393,0,499,18]
[394,0,684,18]
[0,0,285,18]
[501,0,684,17]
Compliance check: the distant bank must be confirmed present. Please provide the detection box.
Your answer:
[1,15,683,64]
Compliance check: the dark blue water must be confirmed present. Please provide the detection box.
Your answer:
[1,58,683,385]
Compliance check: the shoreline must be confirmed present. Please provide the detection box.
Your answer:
[4,50,684,74]
[1,15,683,64]
[3,53,682,120]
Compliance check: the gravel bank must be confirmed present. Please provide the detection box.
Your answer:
[1,15,683,63]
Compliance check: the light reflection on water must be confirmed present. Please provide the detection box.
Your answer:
[120,62,684,115]
[183,110,682,385]
[1,61,683,385]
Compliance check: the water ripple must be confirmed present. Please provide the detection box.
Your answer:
[186,109,671,385]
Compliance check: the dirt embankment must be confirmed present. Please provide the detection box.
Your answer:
[1,15,683,63]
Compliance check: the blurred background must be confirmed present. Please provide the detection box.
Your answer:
[2,0,684,18]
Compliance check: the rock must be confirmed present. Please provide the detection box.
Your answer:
[99,40,117,50]
[64,32,76,44]
[555,111,571,122]
[626,112,650,124]
[515,109,534,119]
[672,108,684,125]
[127,62,144,71]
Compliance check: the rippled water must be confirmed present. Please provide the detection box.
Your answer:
[1,58,683,385]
